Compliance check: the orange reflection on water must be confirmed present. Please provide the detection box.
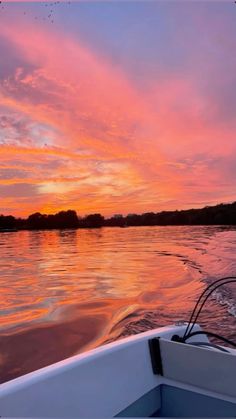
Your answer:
[0,226,236,382]
[0,307,48,330]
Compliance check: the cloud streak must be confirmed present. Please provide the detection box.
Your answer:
[0,2,236,216]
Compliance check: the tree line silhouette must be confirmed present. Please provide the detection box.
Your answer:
[0,202,236,231]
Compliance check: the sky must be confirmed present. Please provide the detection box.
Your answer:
[0,1,236,217]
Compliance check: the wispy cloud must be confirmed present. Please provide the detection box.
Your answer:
[0,2,236,216]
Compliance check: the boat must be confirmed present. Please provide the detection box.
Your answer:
[0,277,235,417]
[0,322,235,417]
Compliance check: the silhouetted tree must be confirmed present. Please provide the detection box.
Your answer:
[0,215,16,229]
[27,212,46,229]
[27,210,78,229]
[53,210,79,228]
[2,201,236,231]
[105,215,126,227]
[84,213,104,228]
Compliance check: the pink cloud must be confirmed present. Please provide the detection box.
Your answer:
[0,14,235,216]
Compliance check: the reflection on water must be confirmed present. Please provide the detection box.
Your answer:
[0,226,235,382]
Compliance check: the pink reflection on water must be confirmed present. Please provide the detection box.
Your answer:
[0,226,236,382]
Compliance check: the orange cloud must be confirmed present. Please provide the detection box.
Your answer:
[0,13,235,217]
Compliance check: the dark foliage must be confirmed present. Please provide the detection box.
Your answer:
[0,215,16,229]
[105,202,236,227]
[82,213,105,228]
[0,202,236,231]
[27,210,79,230]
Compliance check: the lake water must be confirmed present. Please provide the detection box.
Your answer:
[0,226,236,382]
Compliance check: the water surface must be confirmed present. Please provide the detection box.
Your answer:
[0,226,235,382]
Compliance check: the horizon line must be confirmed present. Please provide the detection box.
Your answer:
[1,200,235,220]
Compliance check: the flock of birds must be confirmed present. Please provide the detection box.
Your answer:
[0,1,72,24]
[0,1,235,24]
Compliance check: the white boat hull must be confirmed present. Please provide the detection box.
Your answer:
[0,324,235,417]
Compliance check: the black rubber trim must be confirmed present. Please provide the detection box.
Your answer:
[148,337,163,376]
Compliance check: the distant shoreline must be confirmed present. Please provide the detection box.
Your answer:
[1,201,236,230]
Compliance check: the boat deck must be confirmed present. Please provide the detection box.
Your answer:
[117,384,236,417]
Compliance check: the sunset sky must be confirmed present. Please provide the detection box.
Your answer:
[0,1,236,217]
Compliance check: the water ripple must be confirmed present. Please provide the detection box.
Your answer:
[0,226,235,381]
